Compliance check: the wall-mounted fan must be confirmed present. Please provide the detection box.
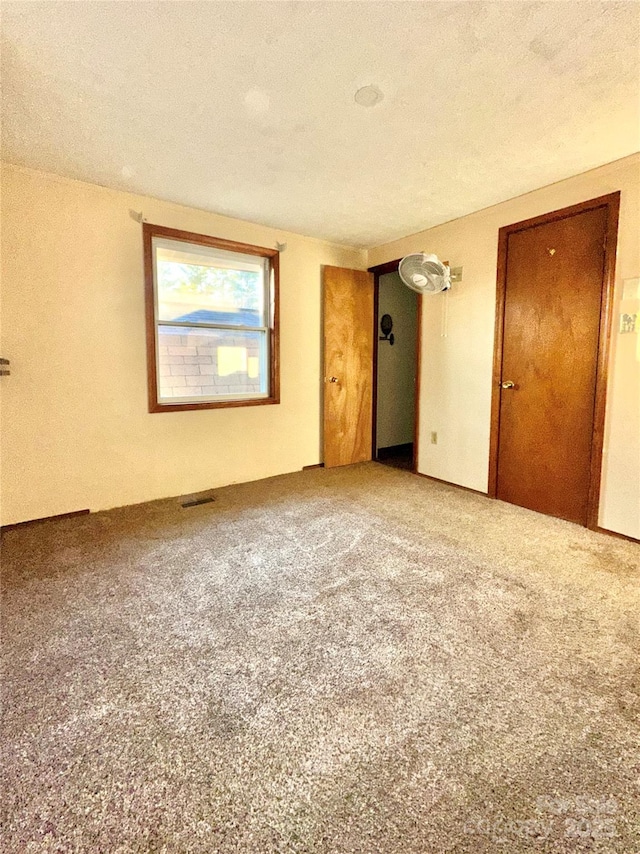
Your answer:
[398,253,451,294]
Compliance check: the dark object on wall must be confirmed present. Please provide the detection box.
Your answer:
[379,314,394,345]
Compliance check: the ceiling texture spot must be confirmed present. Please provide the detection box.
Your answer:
[244,88,271,117]
[354,85,384,108]
[1,1,638,247]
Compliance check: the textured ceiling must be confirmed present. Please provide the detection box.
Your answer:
[2,1,639,247]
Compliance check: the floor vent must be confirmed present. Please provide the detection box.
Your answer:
[181,496,216,508]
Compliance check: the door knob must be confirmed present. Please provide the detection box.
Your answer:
[501,380,515,389]
[328,376,339,383]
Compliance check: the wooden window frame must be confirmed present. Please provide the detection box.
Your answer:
[143,223,280,413]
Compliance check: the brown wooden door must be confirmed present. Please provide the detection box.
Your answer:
[495,205,609,525]
[323,266,374,467]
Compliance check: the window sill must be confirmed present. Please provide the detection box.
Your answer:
[148,395,280,413]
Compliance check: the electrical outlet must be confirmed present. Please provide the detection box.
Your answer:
[430,431,438,445]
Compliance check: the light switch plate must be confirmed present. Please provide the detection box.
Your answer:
[620,312,637,334]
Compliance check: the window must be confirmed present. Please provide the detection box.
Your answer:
[143,224,279,412]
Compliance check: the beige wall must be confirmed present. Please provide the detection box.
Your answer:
[376,272,418,450]
[3,158,638,537]
[0,165,365,525]
[369,154,640,539]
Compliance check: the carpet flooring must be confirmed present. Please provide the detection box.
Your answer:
[2,462,639,853]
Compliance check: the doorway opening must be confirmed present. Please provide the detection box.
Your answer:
[373,270,419,472]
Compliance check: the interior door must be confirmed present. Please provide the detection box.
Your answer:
[323,266,374,467]
[495,205,608,525]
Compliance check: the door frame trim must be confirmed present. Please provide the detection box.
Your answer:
[488,191,621,530]
[368,259,422,473]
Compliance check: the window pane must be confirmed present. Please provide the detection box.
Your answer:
[157,326,268,401]
[154,237,266,327]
